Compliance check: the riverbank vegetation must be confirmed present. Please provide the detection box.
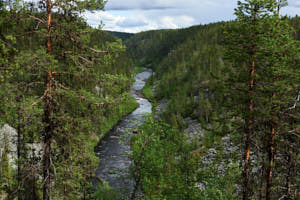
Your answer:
[141,76,154,101]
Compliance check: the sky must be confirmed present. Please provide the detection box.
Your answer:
[83,0,300,33]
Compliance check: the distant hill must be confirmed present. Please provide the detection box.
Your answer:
[126,22,226,126]
[125,16,300,127]
[104,30,135,41]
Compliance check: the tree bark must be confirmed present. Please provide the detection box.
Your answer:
[243,54,256,200]
[266,121,276,200]
[242,5,258,198]
[43,0,52,199]
[242,123,251,200]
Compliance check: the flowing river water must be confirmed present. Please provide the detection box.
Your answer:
[94,69,153,196]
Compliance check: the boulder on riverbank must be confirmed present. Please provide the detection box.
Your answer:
[0,124,43,169]
[0,124,18,168]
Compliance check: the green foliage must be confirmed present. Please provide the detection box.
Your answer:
[0,1,136,199]
[0,0,299,198]
[127,4,300,200]
[197,163,240,200]
[91,182,124,200]
[131,117,239,200]
[141,76,154,100]
[128,23,225,127]
[0,135,13,197]
[222,0,300,199]
[134,65,145,74]
[98,93,138,137]
[105,30,134,41]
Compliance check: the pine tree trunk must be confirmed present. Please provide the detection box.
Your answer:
[43,0,52,199]
[242,5,258,198]
[243,56,255,200]
[242,126,251,200]
[266,121,276,200]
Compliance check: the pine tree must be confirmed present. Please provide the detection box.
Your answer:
[225,1,300,199]
[224,1,266,198]
[253,1,300,198]
[0,0,107,198]
[36,0,105,198]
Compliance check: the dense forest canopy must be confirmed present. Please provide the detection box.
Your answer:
[104,31,134,41]
[0,0,299,200]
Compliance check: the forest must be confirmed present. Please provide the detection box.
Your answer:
[0,0,299,200]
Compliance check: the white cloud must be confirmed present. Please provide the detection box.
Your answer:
[289,0,300,7]
[160,16,195,29]
[116,16,148,27]
[83,0,300,33]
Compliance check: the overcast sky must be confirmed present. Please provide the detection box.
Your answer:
[83,0,300,33]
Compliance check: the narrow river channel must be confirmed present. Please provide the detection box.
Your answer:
[94,69,153,196]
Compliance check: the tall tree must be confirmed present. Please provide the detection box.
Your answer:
[225,0,300,199]
[24,0,105,199]
[224,1,265,199]
[254,1,300,198]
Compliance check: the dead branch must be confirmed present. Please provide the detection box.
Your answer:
[52,71,73,75]
[29,15,46,26]
[50,155,57,181]
[89,47,108,54]
[35,21,41,30]
[287,90,300,110]
[78,55,93,64]
[53,79,70,91]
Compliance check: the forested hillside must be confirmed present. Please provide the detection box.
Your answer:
[127,22,226,128]
[127,16,300,128]
[127,9,300,200]
[105,31,134,41]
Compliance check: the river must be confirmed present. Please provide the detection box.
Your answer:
[94,69,153,197]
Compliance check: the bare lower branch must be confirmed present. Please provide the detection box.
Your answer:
[89,47,108,54]
[29,15,46,26]
[287,90,300,110]
[50,155,57,181]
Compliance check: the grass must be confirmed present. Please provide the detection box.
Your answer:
[134,65,145,74]
[141,76,159,114]
[98,96,138,139]
[142,79,154,100]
